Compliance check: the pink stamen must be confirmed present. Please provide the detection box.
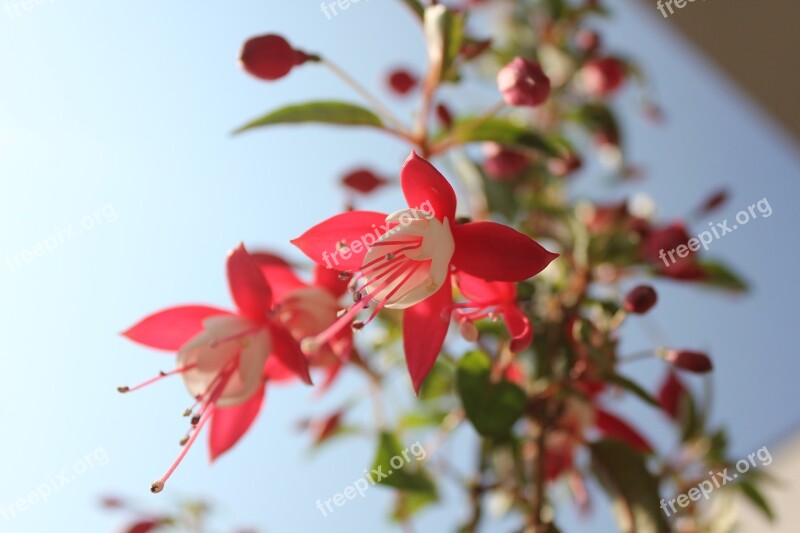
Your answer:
[117,364,198,394]
[362,262,424,325]
[369,239,420,247]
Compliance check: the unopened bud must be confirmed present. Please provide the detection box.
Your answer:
[497,57,551,107]
[623,285,658,314]
[664,350,713,374]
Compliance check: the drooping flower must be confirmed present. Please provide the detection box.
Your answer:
[292,152,558,392]
[453,271,533,353]
[121,244,312,493]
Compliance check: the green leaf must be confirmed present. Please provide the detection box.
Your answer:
[591,440,669,533]
[739,480,775,521]
[418,361,454,400]
[608,374,661,409]
[398,0,424,21]
[446,118,557,155]
[233,101,383,134]
[370,432,436,493]
[456,351,526,437]
[697,260,748,292]
[391,490,438,522]
[423,5,464,84]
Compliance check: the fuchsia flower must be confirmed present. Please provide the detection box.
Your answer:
[239,34,310,81]
[292,152,558,393]
[497,57,551,107]
[454,272,533,353]
[121,244,314,493]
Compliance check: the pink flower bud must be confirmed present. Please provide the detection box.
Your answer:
[387,68,417,95]
[483,143,529,180]
[576,29,601,54]
[580,57,627,96]
[341,169,388,195]
[664,350,713,374]
[239,34,308,81]
[497,57,551,107]
[623,285,658,314]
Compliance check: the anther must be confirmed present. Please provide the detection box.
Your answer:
[150,481,164,494]
[117,386,130,394]
[352,321,365,330]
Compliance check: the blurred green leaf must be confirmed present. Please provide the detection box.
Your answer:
[398,0,424,20]
[591,440,669,533]
[739,480,775,521]
[445,118,557,155]
[697,260,748,292]
[457,351,526,437]
[391,490,438,522]
[233,101,383,134]
[608,374,660,409]
[419,361,454,400]
[423,5,464,84]
[370,432,436,493]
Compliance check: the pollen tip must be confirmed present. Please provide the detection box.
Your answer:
[182,408,192,417]
[191,415,201,426]
[338,271,351,280]
[179,436,190,446]
[159,371,167,377]
[150,481,164,494]
[117,386,130,394]
[352,321,365,331]
[301,337,320,354]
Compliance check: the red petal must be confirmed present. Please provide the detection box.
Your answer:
[452,222,558,281]
[313,263,348,298]
[122,305,229,351]
[227,244,272,322]
[252,252,308,302]
[124,520,163,533]
[291,211,389,272]
[594,408,653,454]
[657,371,687,419]
[504,305,533,353]
[400,152,457,222]
[403,277,452,394]
[269,325,312,385]
[209,383,265,461]
[455,271,516,303]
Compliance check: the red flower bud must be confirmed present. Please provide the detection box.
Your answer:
[387,68,418,95]
[547,152,582,177]
[576,29,601,54]
[497,57,551,107]
[341,169,388,194]
[435,103,454,130]
[623,285,658,314]
[580,57,627,96]
[664,350,713,374]
[483,143,529,180]
[239,34,308,81]
[697,188,729,215]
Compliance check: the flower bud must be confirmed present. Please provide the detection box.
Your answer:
[576,29,601,54]
[623,285,658,314]
[341,169,388,195]
[240,34,309,81]
[387,68,418,95]
[580,57,627,97]
[497,57,551,107]
[435,103,454,130]
[664,350,713,374]
[483,142,529,180]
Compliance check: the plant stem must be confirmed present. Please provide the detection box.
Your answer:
[321,58,407,132]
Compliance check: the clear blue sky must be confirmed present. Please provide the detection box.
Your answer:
[1,1,798,531]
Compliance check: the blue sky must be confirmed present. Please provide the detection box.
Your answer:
[0,1,798,531]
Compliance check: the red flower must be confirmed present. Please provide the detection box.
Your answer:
[121,244,313,492]
[580,57,627,97]
[641,221,706,280]
[239,34,309,81]
[387,68,418,95]
[454,272,533,353]
[497,57,551,107]
[292,152,557,392]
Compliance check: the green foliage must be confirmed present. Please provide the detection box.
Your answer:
[233,101,384,134]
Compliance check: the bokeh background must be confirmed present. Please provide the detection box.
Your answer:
[1,1,798,531]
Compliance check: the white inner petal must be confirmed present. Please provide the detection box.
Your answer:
[360,215,454,310]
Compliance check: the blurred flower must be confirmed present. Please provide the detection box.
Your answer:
[664,349,713,374]
[341,168,389,195]
[387,68,418,95]
[623,285,658,314]
[497,57,551,107]
[239,34,309,81]
[580,57,627,97]
[483,142,529,180]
